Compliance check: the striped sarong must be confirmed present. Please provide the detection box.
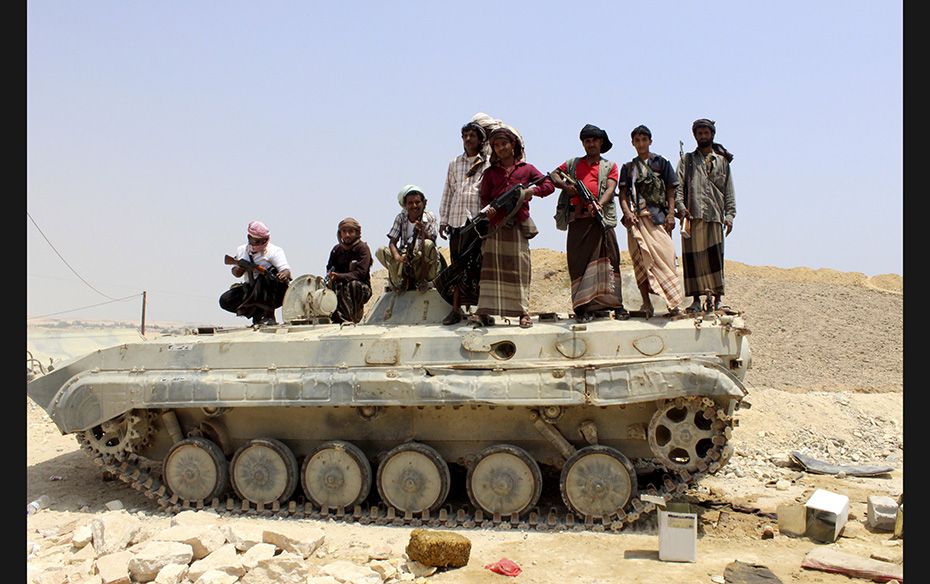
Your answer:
[476,224,531,317]
[567,218,622,311]
[627,212,683,310]
[681,218,725,296]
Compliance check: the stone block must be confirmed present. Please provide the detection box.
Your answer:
[221,524,264,551]
[193,569,239,584]
[187,544,244,582]
[153,563,189,584]
[239,552,310,584]
[405,528,471,568]
[128,541,194,582]
[92,512,143,555]
[170,510,221,528]
[72,524,93,549]
[95,550,133,584]
[263,525,325,558]
[155,525,227,560]
[240,542,276,570]
[777,503,806,538]
[867,496,898,531]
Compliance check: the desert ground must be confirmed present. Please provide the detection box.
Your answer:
[26,249,904,584]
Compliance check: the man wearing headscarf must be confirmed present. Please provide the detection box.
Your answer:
[219,220,292,325]
[617,125,684,317]
[675,118,737,313]
[326,217,373,323]
[549,124,628,322]
[437,118,491,325]
[375,185,440,291]
[471,126,554,329]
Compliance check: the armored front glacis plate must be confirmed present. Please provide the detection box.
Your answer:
[28,282,750,530]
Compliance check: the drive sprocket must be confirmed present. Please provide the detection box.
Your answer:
[79,410,158,457]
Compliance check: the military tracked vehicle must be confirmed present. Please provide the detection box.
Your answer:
[27,275,751,531]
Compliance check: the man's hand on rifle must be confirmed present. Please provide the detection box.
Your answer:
[277,269,292,282]
[439,223,450,240]
[663,213,676,234]
[231,266,245,278]
[621,211,640,228]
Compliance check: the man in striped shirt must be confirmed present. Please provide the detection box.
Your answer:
[437,121,490,325]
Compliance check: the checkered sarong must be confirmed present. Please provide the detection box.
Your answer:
[681,218,725,296]
[627,213,683,310]
[567,218,623,311]
[476,224,530,317]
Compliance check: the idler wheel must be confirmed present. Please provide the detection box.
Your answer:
[163,437,229,504]
[229,438,299,506]
[466,444,542,517]
[301,440,372,510]
[647,397,720,472]
[376,442,450,514]
[560,445,637,518]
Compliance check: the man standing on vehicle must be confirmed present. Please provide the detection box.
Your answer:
[219,220,292,325]
[676,118,736,313]
[437,119,490,325]
[549,124,628,322]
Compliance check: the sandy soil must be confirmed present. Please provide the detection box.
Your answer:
[26,249,904,583]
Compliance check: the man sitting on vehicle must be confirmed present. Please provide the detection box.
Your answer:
[375,185,440,291]
[219,220,292,325]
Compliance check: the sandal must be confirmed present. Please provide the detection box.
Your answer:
[614,307,630,321]
[666,307,682,317]
[519,315,533,328]
[469,313,495,327]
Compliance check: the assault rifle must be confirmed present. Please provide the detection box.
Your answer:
[477,173,550,223]
[553,168,607,228]
[224,254,277,278]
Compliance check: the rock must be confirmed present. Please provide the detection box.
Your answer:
[307,577,340,584]
[894,503,903,539]
[240,542,276,570]
[95,550,133,584]
[867,496,898,531]
[128,541,194,583]
[92,511,143,555]
[72,524,94,549]
[193,569,239,584]
[153,563,189,584]
[221,524,264,551]
[170,510,221,528]
[319,560,382,584]
[368,545,392,561]
[723,560,783,583]
[154,525,227,560]
[870,550,903,564]
[761,525,775,539]
[404,560,437,578]
[405,528,471,568]
[239,552,310,584]
[369,559,398,580]
[775,479,790,491]
[186,544,245,581]
[262,525,325,558]
[711,576,725,584]
[104,500,125,511]
[70,542,96,563]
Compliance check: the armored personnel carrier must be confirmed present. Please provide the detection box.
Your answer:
[27,275,751,531]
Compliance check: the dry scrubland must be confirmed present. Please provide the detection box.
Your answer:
[26,249,904,583]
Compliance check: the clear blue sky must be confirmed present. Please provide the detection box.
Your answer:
[27,1,903,325]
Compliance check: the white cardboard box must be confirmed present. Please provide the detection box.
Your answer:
[658,509,697,562]
[804,489,850,543]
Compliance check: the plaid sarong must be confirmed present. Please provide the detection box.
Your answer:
[567,218,623,310]
[627,213,684,310]
[333,280,371,323]
[681,218,725,296]
[476,224,531,317]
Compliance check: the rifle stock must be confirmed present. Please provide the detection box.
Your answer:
[224,254,270,275]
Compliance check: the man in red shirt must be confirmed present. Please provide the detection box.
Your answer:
[550,124,628,322]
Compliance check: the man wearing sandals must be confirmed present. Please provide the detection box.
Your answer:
[375,185,441,292]
[438,119,490,325]
[617,125,684,317]
[675,118,736,314]
[549,124,629,323]
[471,126,554,329]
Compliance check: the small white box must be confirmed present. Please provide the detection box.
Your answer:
[804,489,849,543]
[658,509,697,562]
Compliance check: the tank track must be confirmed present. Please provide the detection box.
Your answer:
[76,396,736,533]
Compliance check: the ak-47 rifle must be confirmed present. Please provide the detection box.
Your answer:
[553,167,607,228]
[224,254,278,278]
[477,173,550,227]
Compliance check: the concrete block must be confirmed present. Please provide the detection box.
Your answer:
[805,489,849,543]
[867,496,898,531]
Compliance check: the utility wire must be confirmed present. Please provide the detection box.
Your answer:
[27,293,142,320]
[27,211,119,300]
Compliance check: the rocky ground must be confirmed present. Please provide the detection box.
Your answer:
[26,250,904,583]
